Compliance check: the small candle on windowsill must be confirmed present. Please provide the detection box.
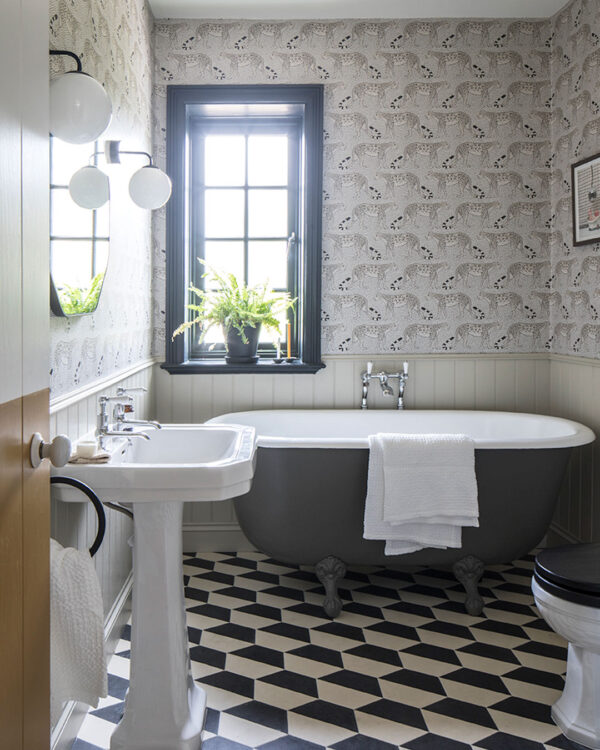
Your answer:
[287,322,292,359]
[276,337,281,360]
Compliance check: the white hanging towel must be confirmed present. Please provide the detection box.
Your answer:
[50,539,107,726]
[364,433,479,555]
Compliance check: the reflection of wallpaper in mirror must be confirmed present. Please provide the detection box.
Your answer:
[49,136,109,316]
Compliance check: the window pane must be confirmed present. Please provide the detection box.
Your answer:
[248,135,288,186]
[51,138,94,185]
[51,188,95,237]
[205,189,244,237]
[51,241,94,289]
[248,189,287,237]
[204,135,245,186]
[248,240,288,288]
[95,204,109,237]
[203,241,244,287]
[94,241,109,277]
[261,310,289,345]
[192,291,224,346]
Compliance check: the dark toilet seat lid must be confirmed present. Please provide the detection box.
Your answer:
[535,543,600,596]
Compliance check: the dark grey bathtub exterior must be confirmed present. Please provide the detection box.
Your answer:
[233,445,572,615]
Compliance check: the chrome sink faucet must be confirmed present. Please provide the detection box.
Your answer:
[115,387,162,430]
[97,387,159,448]
[360,361,409,410]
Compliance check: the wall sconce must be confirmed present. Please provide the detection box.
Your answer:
[50,50,112,145]
[105,140,172,210]
[68,140,171,211]
[69,164,110,209]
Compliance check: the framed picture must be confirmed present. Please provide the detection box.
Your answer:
[572,152,600,246]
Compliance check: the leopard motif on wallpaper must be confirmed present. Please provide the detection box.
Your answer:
[49,0,154,397]
[152,16,561,356]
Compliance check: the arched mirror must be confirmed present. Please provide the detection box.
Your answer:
[50,136,109,316]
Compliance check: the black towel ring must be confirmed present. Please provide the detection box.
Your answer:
[50,476,106,558]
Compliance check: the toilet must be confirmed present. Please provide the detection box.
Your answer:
[533,543,600,749]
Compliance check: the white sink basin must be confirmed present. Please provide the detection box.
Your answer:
[51,423,256,503]
[51,422,258,750]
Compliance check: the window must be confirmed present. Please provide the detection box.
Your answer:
[163,85,324,373]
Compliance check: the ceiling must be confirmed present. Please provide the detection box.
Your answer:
[149,0,571,20]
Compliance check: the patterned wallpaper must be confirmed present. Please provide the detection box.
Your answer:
[152,17,558,356]
[49,0,154,397]
[549,0,600,357]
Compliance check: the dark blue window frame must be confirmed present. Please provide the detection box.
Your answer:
[162,84,324,374]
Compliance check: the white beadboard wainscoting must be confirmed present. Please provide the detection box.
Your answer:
[49,358,154,617]
[49,358,155,748]
[550,356,600,545]
[153,354,553,550]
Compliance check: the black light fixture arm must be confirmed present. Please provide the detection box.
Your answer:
[104,140,153,166]
[49,48,83,73]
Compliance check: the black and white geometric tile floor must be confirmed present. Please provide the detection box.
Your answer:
[72,551,579,750]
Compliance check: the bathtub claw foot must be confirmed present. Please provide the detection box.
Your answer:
[453,555,485,616]
[316,556,347,618]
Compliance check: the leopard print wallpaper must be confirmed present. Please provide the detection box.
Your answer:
[151,17,558,356]
[548,0,600,356]
[49,0,154,397]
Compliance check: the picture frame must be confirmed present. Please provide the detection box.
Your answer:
[572,152,600,246]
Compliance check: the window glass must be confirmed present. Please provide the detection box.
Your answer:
[248,189,288,238]
[203,241,244,283]
[51,188,95,237]
[248,135,288,186]
[248,240,288,289]
[205,135,245,186]
[204,189,245,237]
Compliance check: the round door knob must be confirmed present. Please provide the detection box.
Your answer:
[30,433,72,468]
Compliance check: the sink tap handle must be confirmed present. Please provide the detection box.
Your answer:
[116,386,147,396]
[100,394,133,403]
[367,361,373,376]
[403,361,409,376]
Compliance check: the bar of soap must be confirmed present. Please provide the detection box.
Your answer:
[77,440,99,458]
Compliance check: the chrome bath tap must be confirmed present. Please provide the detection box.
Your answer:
[360,361,409,410]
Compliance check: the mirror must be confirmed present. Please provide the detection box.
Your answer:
[50,136,109,316]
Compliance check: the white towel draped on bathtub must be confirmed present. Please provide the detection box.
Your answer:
[364,433,479,555]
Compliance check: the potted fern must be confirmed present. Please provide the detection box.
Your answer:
[172,263,295,364]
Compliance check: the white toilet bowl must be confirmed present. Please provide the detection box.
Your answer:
[532,543,600,749]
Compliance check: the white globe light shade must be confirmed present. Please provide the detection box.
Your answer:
[69,166,110,209]
[50,72,112,144]
[129,166,172,210]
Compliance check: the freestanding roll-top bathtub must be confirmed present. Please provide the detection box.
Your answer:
[208,410,595,616]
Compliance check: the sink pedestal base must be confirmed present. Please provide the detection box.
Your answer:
[110,501,206,750]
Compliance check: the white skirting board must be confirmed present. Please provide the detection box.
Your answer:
[50,571,133,750]
[182,522,254,553]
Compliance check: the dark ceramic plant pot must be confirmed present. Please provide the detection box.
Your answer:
[224,324,261,364]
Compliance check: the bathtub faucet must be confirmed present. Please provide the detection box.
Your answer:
[360,361,409,409]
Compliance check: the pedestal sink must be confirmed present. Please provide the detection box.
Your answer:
[52,424,257,750]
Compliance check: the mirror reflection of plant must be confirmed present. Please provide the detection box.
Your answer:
[172,260,296,344]
[58,271,105,315]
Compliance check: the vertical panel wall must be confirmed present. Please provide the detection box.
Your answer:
[550,356,600,544]
[50,362,154,615]
[153,354,551,550]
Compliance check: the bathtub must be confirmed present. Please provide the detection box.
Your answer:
[208,410,594,616]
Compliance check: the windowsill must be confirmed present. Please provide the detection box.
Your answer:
[160,359,325,374]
